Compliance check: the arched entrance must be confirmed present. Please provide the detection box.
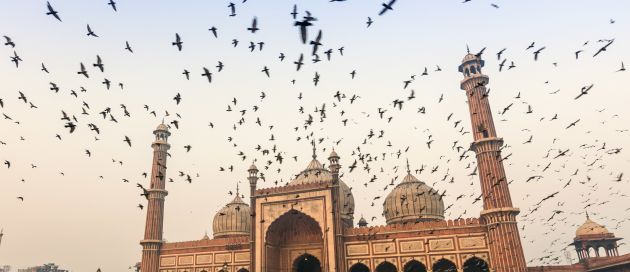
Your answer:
[349,263,370,272]
[463,257,489,272]
[376,261,397,272]
[404,260,427,272]
[293,254,321,272]
[433,259,457,272]
[237,269,250,272]
[265,210,324,272]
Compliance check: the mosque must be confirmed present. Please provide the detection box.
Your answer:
[138,54,630,272]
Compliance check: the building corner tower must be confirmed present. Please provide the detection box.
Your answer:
[140,123,171,272]
[247,163,259,272]
[459,53,527,271]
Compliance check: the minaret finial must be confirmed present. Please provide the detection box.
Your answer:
[236,182,240,196]
[585,210,590,219]
[406,158,411,174]
[312,139,317,160]
[466,44,470,54]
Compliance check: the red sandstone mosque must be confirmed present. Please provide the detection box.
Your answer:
[138,54,630,272]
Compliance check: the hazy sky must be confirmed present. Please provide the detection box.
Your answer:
[1,0,629,271]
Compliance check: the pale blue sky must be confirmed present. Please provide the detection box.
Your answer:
[0,0,629,271]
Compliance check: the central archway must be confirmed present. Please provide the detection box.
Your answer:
[293,253,322,272]
[265,209,324,272]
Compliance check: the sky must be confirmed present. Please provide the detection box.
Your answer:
[1,0,629,271]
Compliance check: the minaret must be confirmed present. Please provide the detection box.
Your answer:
[328,148,345,272]
[459,53,527,271]
[247,162,259,272]
[140,123,171,272]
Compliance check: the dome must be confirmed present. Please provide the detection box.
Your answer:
[357,216,368,227]
[383,171,444,225]
[155,123,168,131]
[288,157,355,223]
[329,149,339,158]
[462,53,478,63]
[212,194,251,238]
[248,163,258,171]
[576,215,610,237]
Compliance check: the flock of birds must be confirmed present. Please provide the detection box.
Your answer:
[1,1,628,271]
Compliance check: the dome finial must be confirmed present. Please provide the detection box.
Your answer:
[236,182,240,196]
[585,209,590,219]
[406,158,411,174]
[466,44,470,54]
[311,139,317,160]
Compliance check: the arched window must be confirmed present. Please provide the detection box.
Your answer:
[293,253,321,272]
[433,259,457,272]
[376,261,397,272]
[465,68,470,77]
[471,66,477,74]
[349,263,370,272]
[404,260,427,272]
[463,257,489,272]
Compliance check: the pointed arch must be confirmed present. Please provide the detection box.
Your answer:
[292,253,322,272]
[376,261,397,272]
[463,257,489,272]
[349,262,370,272]
[433,258,457,272]
[265,209,323,245]
[403,259,427,272]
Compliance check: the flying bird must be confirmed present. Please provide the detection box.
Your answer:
[3,36,15,48]
[247,17,259,33]
[208,26,218,38]
[77,62,89,78]
[294,53,304,71]
[93,55,104,72]
[86,24,99,37]
[593,39,614,57]
[124,41,133,53]
[107,0,117,11]
[172,33,183,51]
[616,61,625,72]
[46,1,62,21]
[378,0,397,16]
[201,67,212,83]
[124,136,132,147]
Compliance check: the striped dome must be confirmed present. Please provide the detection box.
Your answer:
[212,194,251,238]
[383,172,444,225]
